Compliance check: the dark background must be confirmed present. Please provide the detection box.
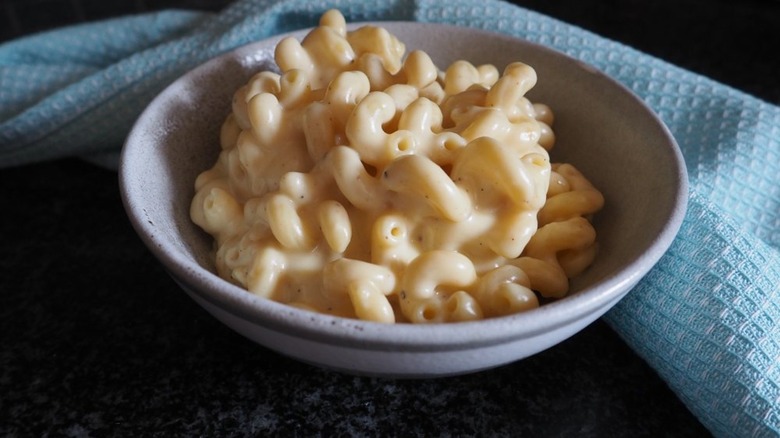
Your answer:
[2,0,778,436]
[2,0,778,104]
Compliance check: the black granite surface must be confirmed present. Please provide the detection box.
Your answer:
[2,0,778,436]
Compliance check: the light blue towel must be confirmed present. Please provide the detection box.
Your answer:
[2,0,779,435]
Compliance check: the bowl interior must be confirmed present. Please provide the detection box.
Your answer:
[120,22,687,345]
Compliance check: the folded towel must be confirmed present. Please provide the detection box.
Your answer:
[2,0,778,435]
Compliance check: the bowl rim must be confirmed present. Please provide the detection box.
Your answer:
[119,21,689,352]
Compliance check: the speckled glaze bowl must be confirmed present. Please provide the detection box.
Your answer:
[119,22,688,377]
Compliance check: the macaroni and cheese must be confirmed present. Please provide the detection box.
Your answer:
[191,10,604,323]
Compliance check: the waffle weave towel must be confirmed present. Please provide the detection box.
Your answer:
[2,1,779,435]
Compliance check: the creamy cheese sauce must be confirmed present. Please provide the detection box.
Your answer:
[190,10,604,323]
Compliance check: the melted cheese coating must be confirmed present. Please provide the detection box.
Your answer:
[191,10,604,323]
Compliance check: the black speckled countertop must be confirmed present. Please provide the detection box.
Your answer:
[2,0,777,436]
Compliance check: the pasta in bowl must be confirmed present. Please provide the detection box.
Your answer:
[120,13,687,376]
[191,10,602,324]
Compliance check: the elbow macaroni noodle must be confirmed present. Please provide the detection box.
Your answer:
[190,10,604,324]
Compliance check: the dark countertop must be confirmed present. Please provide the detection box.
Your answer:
[2,0,777,436]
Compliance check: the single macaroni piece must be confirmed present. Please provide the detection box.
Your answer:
[191,9,604,323]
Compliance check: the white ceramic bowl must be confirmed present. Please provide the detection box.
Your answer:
[120,22,688,377]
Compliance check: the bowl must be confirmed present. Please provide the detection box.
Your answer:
[119,21,688,377]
